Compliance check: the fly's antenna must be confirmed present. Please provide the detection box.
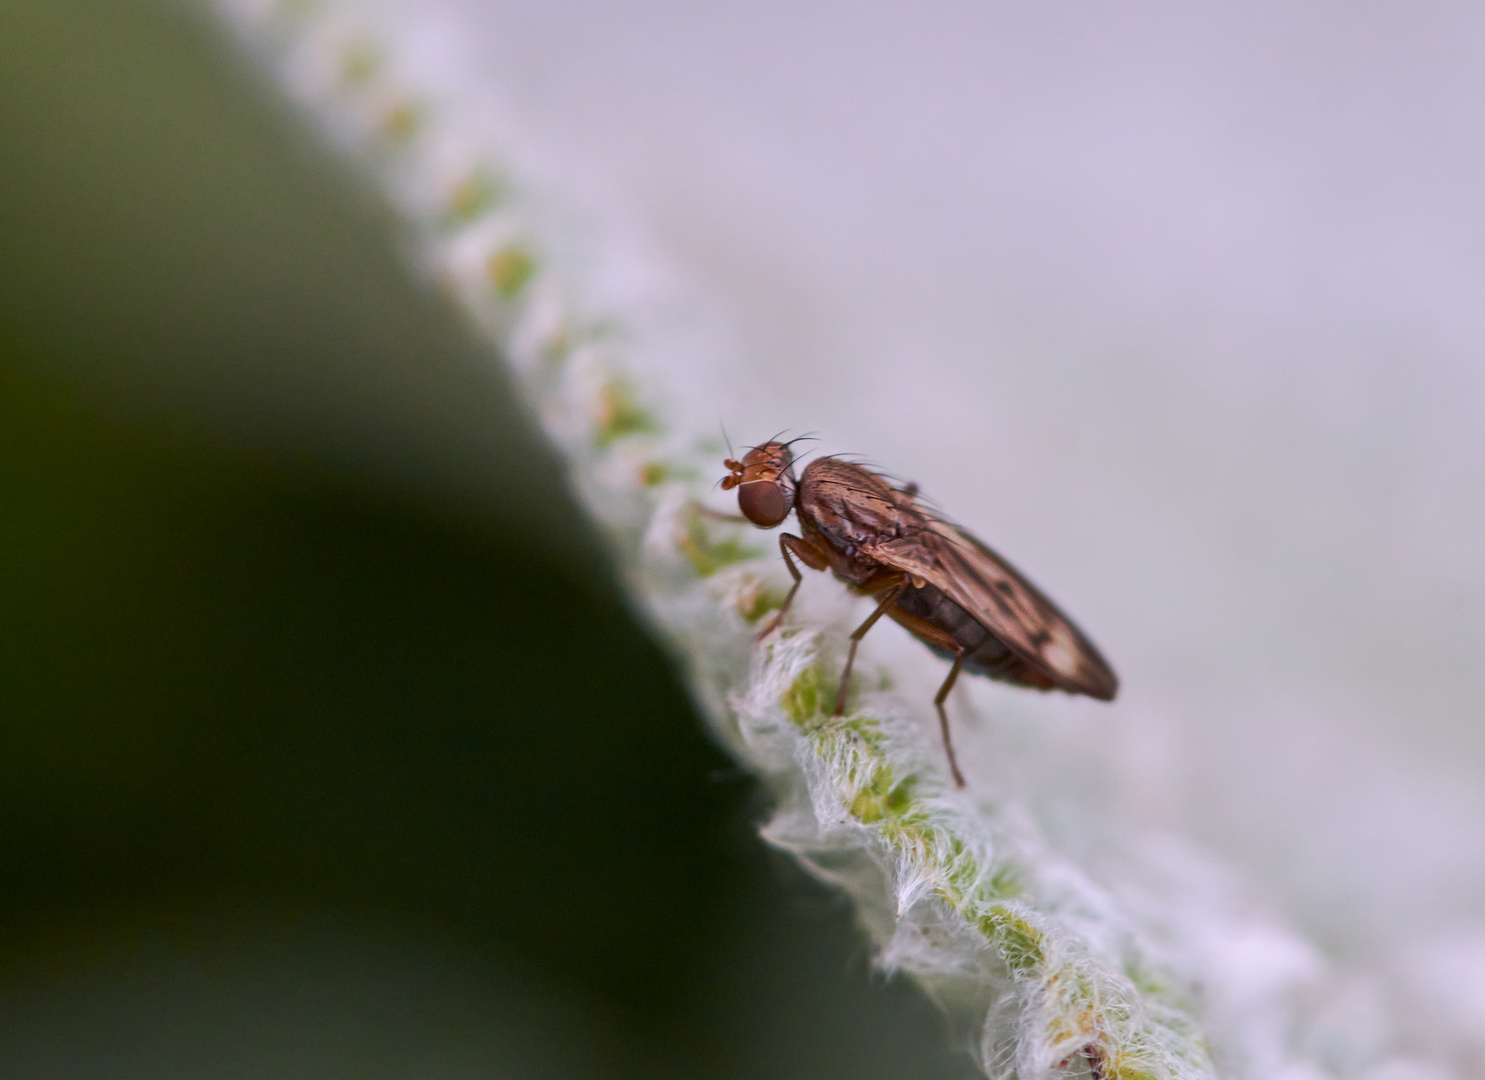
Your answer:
[718,423,746,491]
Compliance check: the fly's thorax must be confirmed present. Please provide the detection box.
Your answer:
[798,458,908,549]
[791,512,869,587]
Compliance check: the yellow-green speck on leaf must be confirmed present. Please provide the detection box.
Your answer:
[979,905,1047,973]
[676,505,758,577]
[781,662,830,726]
[487,245,536,298]
[1124,961,1171,1000]
[339,41,381,85]
[985,862,1026,900]
[445,170,505,225]
[639,461,670,487]
[736,580,786,624]
[594,381,658,447]
[849,766,917,825]
[1109,1065,1161,1080]
[378,102,423,144]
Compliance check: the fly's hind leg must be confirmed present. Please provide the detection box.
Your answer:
[933,649,969,788]
[833,578,908,717]
[756,534,829,641]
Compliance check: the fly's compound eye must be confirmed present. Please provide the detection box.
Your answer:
[738,480,790,528]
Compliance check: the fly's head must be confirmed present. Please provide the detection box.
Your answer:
[721,442,796,528]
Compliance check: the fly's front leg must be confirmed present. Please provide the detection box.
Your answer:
[933,649,969,788]
[833,577,908,717]
[692,502,750,525]
[756,534,829,641]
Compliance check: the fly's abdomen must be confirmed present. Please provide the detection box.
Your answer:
[894,583,1015,676]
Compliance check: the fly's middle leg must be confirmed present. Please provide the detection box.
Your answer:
[833,578,907,717]
[933,649,969,788]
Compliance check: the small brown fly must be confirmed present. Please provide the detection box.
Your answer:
[721,440,1118,788]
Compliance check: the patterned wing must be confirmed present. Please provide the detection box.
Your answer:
[869,516,1118,700]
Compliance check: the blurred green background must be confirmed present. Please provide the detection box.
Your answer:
[0,2,975,1076]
